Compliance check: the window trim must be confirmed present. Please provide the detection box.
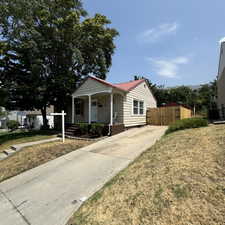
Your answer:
[139,101,144,115]
[132,99,145,116]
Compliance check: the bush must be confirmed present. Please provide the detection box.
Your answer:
[90,123,105,137]
[6,120,20,131]
[78,123,89,135]
[165,118,208,135]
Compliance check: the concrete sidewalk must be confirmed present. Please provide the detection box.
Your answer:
[0,126,167,225]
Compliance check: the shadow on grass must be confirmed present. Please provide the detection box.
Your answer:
[0,130,59,145]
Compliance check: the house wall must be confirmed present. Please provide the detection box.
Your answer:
[26,115,54,130]
[123,81,157,127]
[217,42,225,118]
[217,69,225,118]
[72,78,112,97]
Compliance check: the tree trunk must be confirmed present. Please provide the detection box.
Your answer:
[41,106,49,130]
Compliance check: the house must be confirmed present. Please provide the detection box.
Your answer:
[0,107,7,129]
[0,107,54,130]
[217,40,225,119]
[66,76,157,134]
[25,108,54,130]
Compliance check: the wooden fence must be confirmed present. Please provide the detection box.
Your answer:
[146,106,192,126]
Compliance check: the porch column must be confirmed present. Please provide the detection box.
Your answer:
[88,95,92,124]
[72,96,75,124]
[110,93,114,126]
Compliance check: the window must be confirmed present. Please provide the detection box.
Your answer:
[133,100,144,115]
[75,100,84,115]
[139,101,144,115]
[133,100,139,115]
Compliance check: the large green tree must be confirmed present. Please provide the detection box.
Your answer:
[134,76,217,116]
[0,0,118,128]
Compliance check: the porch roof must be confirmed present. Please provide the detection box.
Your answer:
[72,76,146,98]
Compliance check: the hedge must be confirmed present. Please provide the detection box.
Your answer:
[165,117,208,134]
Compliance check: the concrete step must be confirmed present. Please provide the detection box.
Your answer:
[0,152,8,160]
[66,129,79,132]
[213,121,225,125]
[3,149,16,155]
[65,132,76,136]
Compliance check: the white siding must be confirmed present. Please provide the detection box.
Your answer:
[72,78,112,97]
[218,42,225,80]
[123,81,157,127]
[217,42,225,118]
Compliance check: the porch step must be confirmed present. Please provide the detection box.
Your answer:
[65,132,76,136]
[66,128,79,132]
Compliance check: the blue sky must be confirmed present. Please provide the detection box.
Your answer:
[84,0,224,87]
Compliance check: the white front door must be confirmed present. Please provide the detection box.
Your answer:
[91,100,98,122]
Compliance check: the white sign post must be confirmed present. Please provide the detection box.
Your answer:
[51,110,67,143]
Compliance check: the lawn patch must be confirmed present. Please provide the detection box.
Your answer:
[67,125,225,225]
[0,130,58,153]
[0,139,93,183]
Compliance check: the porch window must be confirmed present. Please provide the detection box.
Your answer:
[75,99,84,115]
[133,100,144,115]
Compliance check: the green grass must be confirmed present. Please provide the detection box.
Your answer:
[0,130,58,153]
[165,117,208,134]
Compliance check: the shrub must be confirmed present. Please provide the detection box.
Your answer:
[90,123,105,137]
[78,123,89,135]
[165,118,208,135]
[6,120,20,131]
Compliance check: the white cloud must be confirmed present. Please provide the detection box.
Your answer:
[147,57,189,78]
[138,22,179,43]
[219,37,225,44]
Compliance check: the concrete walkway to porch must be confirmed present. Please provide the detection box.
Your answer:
[0,125,167,225]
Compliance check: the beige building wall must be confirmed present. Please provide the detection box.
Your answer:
[217,42,225,118]
[123,81,157,127]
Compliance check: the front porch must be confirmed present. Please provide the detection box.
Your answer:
[65,92,125,136]
[65,76,127,136]
[70,92,124,126]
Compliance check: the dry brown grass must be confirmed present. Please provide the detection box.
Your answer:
[0,133,57,153]
[68,125,225,225]
[0,139,93,183]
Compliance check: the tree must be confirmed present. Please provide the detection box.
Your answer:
[0,0,119,128]
[133,76,218,116]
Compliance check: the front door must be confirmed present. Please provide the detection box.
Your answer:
[91,100,98,122]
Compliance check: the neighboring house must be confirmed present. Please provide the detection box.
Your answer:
[0,107,7,129]
[217,40,225,119]
[25,108,54,130]
[0,107,54,130]
[66,76,157,129]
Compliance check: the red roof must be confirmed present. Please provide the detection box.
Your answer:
[89,76,145,92]
[114,79,145,91]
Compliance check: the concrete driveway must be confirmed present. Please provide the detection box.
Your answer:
[0,125,167,225]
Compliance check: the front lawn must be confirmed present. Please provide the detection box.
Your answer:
[0,130,58,153]
[0,139,93,183]
[68,125,225,225]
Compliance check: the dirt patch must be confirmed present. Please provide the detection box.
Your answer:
[0,139,93,183]
[68,125,225,225]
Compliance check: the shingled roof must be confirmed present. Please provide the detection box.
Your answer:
[89,76,145,92]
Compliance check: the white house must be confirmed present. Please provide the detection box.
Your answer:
[217,40,225,118]
[66,76,157,130]
[0,107,54,130]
